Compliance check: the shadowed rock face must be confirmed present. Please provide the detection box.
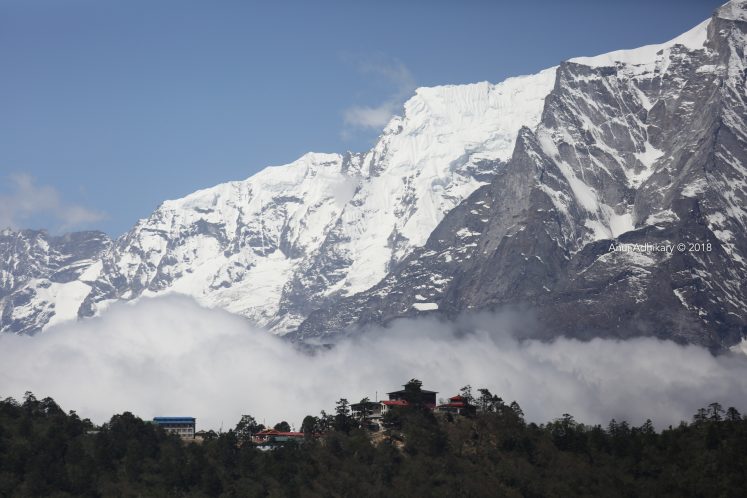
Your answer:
[295,4,747,350]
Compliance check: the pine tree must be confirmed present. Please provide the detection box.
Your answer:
[725,406,741,422]
[707,402,724,422]
[477,388,493,413]
[693,408,709,424]
[235,414,263,445]
[355,397,378,427]
[318,410,334,432]
[334,398,355,433]
[509,401,524,421]
[459,385,474,406]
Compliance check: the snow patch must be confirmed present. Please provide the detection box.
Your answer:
[37,281,92,330]
[646,210,679,226]
[682,178,708,197]
[609,212,635,238]
[630,142,664,187]
[412,302,439,311]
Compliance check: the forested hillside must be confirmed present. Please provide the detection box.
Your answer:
[0,385,745,497]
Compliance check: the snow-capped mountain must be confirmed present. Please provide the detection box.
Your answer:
[295,1,747,350]
[2,1,746,351]
[0,68,556,335]
[0,230,110,333]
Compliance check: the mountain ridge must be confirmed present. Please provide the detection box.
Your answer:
[294,1,747,349]
[1,67,558,335]
[2,1,745,350]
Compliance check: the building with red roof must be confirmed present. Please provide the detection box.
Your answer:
[351,384,440,429]
[435,394,472,415]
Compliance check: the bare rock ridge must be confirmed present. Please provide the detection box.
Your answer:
[2,1,746,351]
[294,2,747,350]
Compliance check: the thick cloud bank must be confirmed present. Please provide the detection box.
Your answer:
[1,296,746,431]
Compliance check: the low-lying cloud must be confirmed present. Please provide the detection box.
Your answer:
[1,295,746,432]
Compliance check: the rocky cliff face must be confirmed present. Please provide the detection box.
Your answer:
[295,3,747,350]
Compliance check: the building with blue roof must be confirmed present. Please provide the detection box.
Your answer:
[153,417,196,439]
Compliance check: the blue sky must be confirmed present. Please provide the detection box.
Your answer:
[0,0,724,236]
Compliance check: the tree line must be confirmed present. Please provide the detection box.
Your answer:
[0,382,746,496]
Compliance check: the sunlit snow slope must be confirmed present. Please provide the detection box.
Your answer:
[1,68,556,335]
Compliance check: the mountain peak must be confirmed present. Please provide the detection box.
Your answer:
[717,0,747,22]
[4,3,744,346]
[569,18,709,68]
[294,2,747,349]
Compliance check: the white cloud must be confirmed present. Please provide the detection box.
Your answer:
[342,58,416,132]
[344,104,401,129]
[0,173,105,231]
[1,295,746,432]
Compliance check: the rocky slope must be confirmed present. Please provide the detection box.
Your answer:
[294,2,747,350]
